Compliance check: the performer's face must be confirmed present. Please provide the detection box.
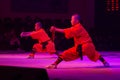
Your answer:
[35,23,41,31]
[71,15,79,26]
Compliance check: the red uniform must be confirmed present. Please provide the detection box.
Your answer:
[59,23,100,61]
[30,28,56,53]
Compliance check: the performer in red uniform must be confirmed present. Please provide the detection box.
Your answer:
[46,14,110,69]
[20,22,56,58]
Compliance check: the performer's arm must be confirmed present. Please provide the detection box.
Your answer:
[50,26,64,33]
[20,32,32,37]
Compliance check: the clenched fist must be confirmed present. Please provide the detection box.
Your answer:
[20,32,24,37]
[50,26,56,32]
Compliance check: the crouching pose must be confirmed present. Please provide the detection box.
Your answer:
[20,22,56,58]
[46,14,110,69]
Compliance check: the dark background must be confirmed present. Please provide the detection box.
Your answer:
[0,0,120,51]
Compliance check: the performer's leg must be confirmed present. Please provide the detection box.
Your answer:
[28,48,36,59]
[99,55,110,67]
[46,56,63,69]
[53,56,63,65]
[76,45,83,60]
[46,47,77,69]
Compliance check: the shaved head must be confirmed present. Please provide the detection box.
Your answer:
[35,22,42,27]
[71,14,80,25]
[35,22,42,31]
[72,14,81,21]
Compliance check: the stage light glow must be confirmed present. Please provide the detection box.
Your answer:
[106,0,119,12]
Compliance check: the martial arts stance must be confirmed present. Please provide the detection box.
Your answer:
[20,22,56,58]
[46,14,110,69]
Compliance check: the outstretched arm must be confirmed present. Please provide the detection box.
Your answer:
[50,26,64,33]
[20,32,32,37]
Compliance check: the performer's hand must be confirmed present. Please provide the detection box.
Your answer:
[50,26,56,32]
[50,26,64,33]
[20,32,31,37]
[20,32,24,37]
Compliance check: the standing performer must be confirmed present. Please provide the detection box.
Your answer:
[20,22,56,58]
[46,14,110,69]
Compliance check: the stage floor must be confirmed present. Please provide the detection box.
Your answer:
[0,51,120,80]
